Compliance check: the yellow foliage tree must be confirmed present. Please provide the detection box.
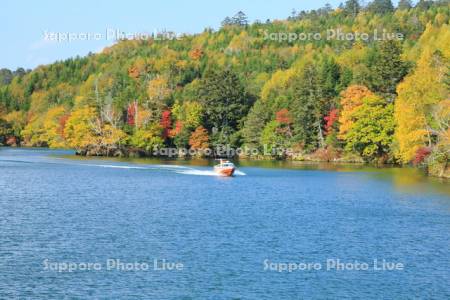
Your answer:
[97,124,127,155]
[22,115,45,146]
[64,106,98,151]
[130,123,164,152]
[395,47,448,163]
[227,31,251,53]
[147,76,171,113]
[42,106,67,148]
[4,110,27,138]
[128,57,147,79]
[135,107,153,129]
[260,68,295,106]
[172,101,203,130]
[65,106,126,155]
[28,91,49,114]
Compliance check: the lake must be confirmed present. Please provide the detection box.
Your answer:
[1,147,449,299]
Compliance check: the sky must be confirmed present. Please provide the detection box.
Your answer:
[1,0,399,70]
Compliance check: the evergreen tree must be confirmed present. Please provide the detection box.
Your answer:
[367,0,394,14]
[319,57,342,101]
[291,65,323,150]
[344,0,360,17]
[289,9,298,20]
[232,11,248,26]
[368,41,410,99]
[397,0,412,10]
[221,17,232,27]
[13,68,27,78]
[198,68,251,140]
[415,0,432,10]
[0,69,13,86]
[242,100,271,149]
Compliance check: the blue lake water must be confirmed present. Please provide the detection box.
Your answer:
[0,147,449,299]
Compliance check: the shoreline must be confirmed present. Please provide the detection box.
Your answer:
[2,145,448,179]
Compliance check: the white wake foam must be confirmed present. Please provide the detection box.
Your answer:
[153,164,189,169]
[84,163,148,170]
[234,170,247,176]
[176,169,219,176]
[80,162,247,176]
[176,168,246,176]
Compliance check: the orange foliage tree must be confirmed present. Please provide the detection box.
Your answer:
[275,108,293,137]
[189,126,209,150]
[170,121,183,137]
[189,48,204,60]
[275,108,292,125]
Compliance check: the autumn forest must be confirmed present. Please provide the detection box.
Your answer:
[0,0,449,177]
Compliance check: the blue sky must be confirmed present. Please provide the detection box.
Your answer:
[1,0,398,70]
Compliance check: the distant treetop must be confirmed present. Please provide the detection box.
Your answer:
[221,11,248,28]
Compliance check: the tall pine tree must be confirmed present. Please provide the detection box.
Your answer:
[368,0,394,14]
[368,41,410,100]
[199,68,252,144]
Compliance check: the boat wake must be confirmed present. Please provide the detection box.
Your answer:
[175,169,219,176]
[175,168,247,176]
[81,162,247,176]
[0,153,247,176]
[234,170,247,176]
[84,163,149,170]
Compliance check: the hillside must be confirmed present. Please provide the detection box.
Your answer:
[0,0,449,176]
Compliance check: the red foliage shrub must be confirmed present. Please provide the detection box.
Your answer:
[324,109,339,135]
[127,102,137,126]
[413,147,431,165]
[160,110,172,138]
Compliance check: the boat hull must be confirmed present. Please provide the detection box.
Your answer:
[214,167,235,177]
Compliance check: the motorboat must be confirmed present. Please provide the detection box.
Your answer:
[214,159,236,177]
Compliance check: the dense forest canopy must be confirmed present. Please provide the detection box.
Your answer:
[0,0,449,175]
